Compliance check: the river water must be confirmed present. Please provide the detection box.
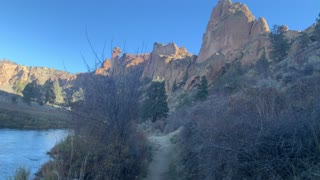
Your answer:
[0,129,69,178]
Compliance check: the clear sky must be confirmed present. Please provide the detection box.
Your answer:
[0,0,319,73]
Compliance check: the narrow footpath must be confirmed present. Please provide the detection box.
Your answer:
[143,129,181,180]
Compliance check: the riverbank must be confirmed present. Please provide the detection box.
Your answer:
[0,107,71,129]
[0,97,71,129]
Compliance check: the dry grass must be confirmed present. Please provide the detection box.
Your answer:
[0,91,71,129]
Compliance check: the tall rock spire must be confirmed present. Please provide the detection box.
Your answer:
[197,0,269,62]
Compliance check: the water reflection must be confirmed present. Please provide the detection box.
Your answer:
[0,129,68,178]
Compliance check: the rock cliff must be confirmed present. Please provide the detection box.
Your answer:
[95,43,195,92]
[142,42,196,91]
[197,0,269,63]
[95,47,150,76]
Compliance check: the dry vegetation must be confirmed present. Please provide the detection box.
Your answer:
[167,49,320,179]
[0,91,70,129]
[36,68,151,179]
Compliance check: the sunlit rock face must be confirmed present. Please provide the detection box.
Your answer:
[95,47,150,75]
[197,0,269,63]
[142,42,196,91]
[0,60,74,92]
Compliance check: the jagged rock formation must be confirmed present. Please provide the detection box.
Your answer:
[95,59,112,75]
[142,42,196,91]
[197,0,270,63]
[95,44,195,92]
[180,0,273,87]
[95,47,150,76]
[112,47,122,60]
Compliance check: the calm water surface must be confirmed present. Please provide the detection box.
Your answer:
[0,129,69,178]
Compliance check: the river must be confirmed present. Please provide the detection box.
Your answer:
[0,129,69,178]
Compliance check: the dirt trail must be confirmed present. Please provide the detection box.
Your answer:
[143,129,181,180]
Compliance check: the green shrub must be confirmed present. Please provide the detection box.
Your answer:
[269,25,290,62]
[11,167,30,180]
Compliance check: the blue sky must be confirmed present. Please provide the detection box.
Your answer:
[0,0,319,73]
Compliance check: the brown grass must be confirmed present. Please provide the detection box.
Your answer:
[0,93,71,129]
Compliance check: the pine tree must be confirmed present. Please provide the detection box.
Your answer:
[269,25,290,62]
[71,88,85,104]
[53,79,64,104]
[43,79,56,104]
[143,79,169,122]
[195,76,208,101]
[22,80,42,105]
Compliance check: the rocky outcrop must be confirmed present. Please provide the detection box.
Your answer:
[152,42,191,58]
[143,43,196,91]
[95,59,112,75]
[112,47,122,60]
[197,0,270,63]
[95,44,195,92]
[95,47,150,75]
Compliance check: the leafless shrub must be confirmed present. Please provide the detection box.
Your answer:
[37,66,150,179]
[178,75,320,179]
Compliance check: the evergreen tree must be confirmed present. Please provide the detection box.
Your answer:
[71,88,85,104]
[255,55,270,76]
[22,80,42,105]
[195,76,208,101]
[269,25,290,62]
[53,79,64,104]
[13,79,28,94]
[143,79,169,122]
[43,79,56,104]
[297,32,310,49]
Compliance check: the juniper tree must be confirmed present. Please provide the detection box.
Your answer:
[22,80,42,105]
[269,25,290,62]
[195,76,208,101]
[43,79,56,104]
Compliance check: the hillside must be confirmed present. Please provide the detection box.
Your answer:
[0,59,75,93]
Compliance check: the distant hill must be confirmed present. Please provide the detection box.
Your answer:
[0,59,75,92]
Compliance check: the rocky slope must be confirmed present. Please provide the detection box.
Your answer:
[0,60,75,93]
